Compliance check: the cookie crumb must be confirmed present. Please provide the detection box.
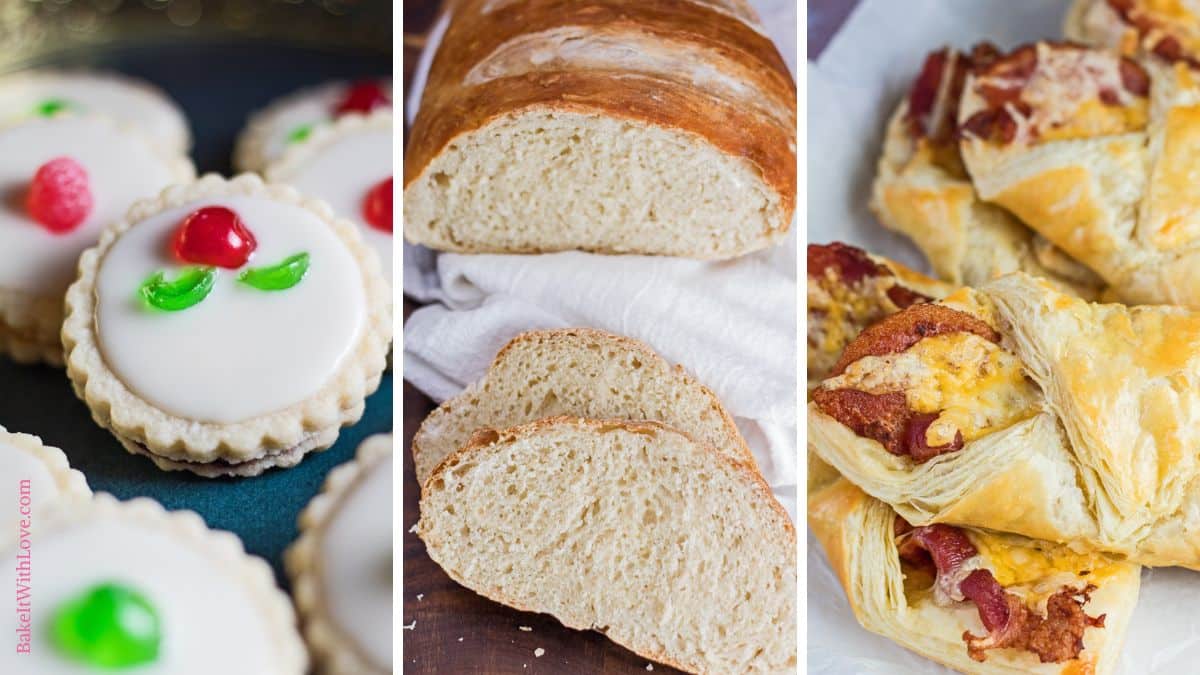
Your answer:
[403,620,416,631]
[416,593,424,601]
[534,648,545,658]
[458,637,464,642]
[409,523,418,533]
[519,626,532,631]
[646,665,654,671]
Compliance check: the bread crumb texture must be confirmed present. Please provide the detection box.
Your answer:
[419,419,796,674]
[404,112,784,258]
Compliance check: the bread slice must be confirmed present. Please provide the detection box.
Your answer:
[411,328,752,485]
[418,417,796,675]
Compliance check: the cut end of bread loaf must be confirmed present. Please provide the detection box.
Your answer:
[418,417,796,674]
[412,327,752,485]
[403,111,788,259]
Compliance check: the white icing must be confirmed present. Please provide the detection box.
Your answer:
[2,440,59,540]
[319,454,393,670]
[0,72,189,152]
[255,81,393,169]
[95,194,366,424]
[272,126,393,281]
[0,116,184,296]
[0,518,284,674]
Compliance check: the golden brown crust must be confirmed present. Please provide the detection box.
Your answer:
[404,0,797,227]
[427,0,793,108]
[412,327,757,485]
[491,329,753,464]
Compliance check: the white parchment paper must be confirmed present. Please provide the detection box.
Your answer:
[808,1,1200,672]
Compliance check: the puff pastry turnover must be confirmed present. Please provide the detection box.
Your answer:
[810,272,1200,568]
[959,41,1200,307]
[810,478,1139,674]
[871,46,1105,297]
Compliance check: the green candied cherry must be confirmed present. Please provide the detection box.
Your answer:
[50,582,162,668]
[139,267,216,311]
[238,252,310,291]
[286,123,314,144]
[33,98,75,117]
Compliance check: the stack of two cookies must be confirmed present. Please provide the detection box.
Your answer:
[412,328,797,674]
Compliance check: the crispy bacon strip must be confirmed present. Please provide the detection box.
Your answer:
[808,242,884,285]
[812,389,963,461]
[905,43,1002,146]
[807,242,931,310]
[905,412,965,462]
[811,389,911,455]
[895,518,1106,664]
[829,303,999,376]
[961,41,1150,144]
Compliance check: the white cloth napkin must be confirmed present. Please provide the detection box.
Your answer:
[809,2,1200,673]
[403,0,799,517]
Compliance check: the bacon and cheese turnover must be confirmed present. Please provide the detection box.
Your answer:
[1066,0,1200,67]
[958,41,1200,307]
[809,479,1139,675]
[810,271,1200,569]
[871,46,1104,298]
[807,242,953,388]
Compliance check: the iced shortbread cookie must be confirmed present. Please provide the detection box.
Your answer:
[1,494,307,674]
[1,425,90,537]
[287,434,392,675]
[0,70,191,153]
[0,114,194,365]
[62,174,391,477]
[234,79,392,173]
[266,110,392,282]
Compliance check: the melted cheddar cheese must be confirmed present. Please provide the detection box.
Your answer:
[828,330,1042,447]
[968,531,1123,606]
[808,270,902,370]
[1037,97,1149,142]
[902,333,1042,446]
[973,44,1149,146]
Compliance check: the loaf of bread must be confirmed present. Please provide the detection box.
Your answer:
[418,416,796,674]
[412,327,752,485]
[403,0,796,259]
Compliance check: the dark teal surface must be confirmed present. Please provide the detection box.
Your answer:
[0,40,392,586]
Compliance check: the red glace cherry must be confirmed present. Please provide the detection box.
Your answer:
[27,157,93,234]
[362,177,392,232]
[172,206,257,268]
[334,81,390,116]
